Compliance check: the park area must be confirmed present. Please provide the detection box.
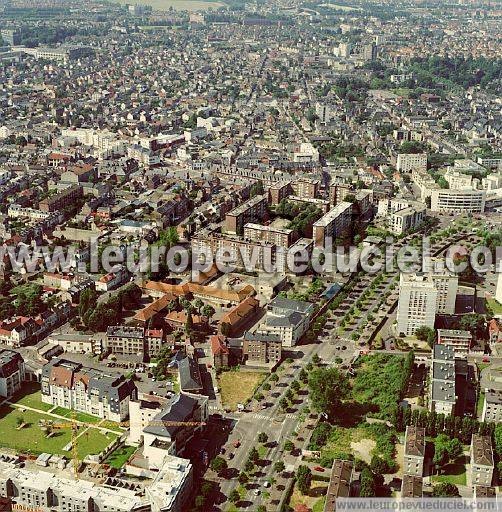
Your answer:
[0,383,119,459]
[218,370,266,411]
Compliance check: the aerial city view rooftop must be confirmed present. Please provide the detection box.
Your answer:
[0,0,500,510]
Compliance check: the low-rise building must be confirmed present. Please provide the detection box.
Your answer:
[470,435,494,487]
[210,335,230,369]
[400,474,423,498]
[482,389,502,423]
[255,296,314,347]
[242,332,282,368]
[437,329,472,358]
[106,326,145,357]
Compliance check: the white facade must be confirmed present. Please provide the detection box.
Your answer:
[430,188,486,213]
[396,153,427,173]
[396,274,438,336]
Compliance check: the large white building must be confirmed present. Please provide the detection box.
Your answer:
[41,358,137,421]
[430,188,486,213]
[396,270,458,336]
[396,153,427,173]
[377,198,426,235]
[396,274,438,336]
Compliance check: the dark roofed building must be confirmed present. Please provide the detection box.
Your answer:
[471,434,494,486]
[401,474,423,498]
[142,392,208,455]
[41,358,137,421]
[404,426,425,476]
[324,459,353,512]
[178,355,203,394]
[0,350,25,399]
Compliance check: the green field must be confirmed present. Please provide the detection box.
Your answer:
[0,405,73,455]
[431,461,467,486]
[103,445,137,468]
[52,407,101,424]
[75,429,118,459]
[487,299,502,315]
[11,383,53,412]
[0,404,116,457]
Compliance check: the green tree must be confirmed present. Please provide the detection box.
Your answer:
[431,482,460,497]
[296,465,312,495]
[308,367,349,417]
[238,472,248,484]
[258,432,268,444]
[284,440,294,452]
[415,326,436,347]
[210,456,227,474]
[229,489,240,504]
[274,461,285,472]
[360,468,376,497]
[244,460,254,472]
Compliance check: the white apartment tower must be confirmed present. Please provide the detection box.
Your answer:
[396,274,438,336]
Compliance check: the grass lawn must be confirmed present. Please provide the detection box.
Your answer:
[218,370,266,411]
[52,407,101,424]
[0,405,73,455]
[431,461,467,486]
[11,383,53,412]
[0,404,116,458]
[75,429,117,459]
[103,445,137,469]
[487,299,502,315]
[477,391,485,418]
[313,496,326,512]
[289,482,327,510]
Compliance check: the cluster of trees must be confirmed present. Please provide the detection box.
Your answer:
[351,352,414,421]
[400,141,426,154]
[296,465,312,495]
[151,345,174,380]
[308,367,349,420]
[395,404,493,444]
[408,56,502,93]
[415,326,436,347]
[433,434,463,470]
[191,481,214,512]
[333,77,369,102]
[275,200,322,237]
[0,283,47,318]
[78,283,142,332]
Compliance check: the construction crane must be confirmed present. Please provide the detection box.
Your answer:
[70,410,80,480]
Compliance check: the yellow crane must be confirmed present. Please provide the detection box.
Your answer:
[70,410,80,480]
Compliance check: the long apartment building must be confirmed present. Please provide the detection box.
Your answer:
[225,194,268,235]
[430,344,457,415]
[192,230,276,272]
[39,185,83,213]
[430,188,486,213]
[0,455,192,512]
[243,223,294,248]
[41,358,137,421]
[312,202,353,247]
[106,326,165,358]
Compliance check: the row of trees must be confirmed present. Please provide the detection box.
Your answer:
[395,404,493,443]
